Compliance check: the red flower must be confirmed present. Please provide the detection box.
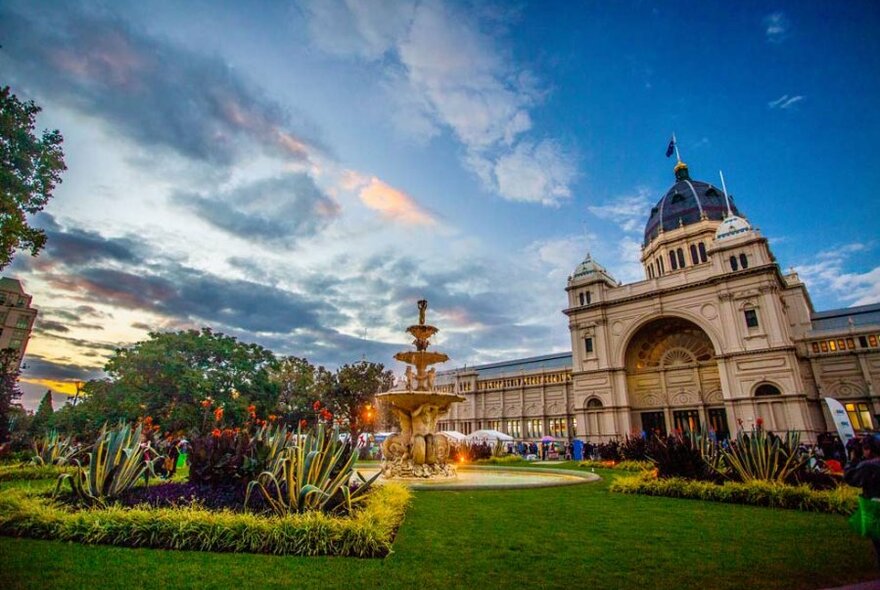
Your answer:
[312,400,322,411]
[214,407,224,422]
[299,419,308,429]
[222,428,234,437]
[200,399,212,408]
[247,404,256,413]
[756,417,764,428]
[268,414,277,423]
[320,409,332,421]
[211,428,221,438]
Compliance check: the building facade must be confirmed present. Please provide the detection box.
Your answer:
[436,162,880,442]
[0,278,38,369]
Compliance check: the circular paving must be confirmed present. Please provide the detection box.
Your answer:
[356,465,600,491]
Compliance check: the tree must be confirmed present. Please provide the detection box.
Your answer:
[29,389,54,436]
[0,86,66,270]
[270,356,331,427]
[325,361,394,440]
[0,348,23,443]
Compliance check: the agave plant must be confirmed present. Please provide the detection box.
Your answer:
[245,424,380,516]
[56,422,155,506]
[709,429,807,483]
[32,430,78,466]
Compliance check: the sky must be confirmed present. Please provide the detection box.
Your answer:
[2,0,879,410]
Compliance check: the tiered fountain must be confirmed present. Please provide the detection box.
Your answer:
[378,300,465,479]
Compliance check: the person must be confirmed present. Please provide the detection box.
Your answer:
[845,434,880,566]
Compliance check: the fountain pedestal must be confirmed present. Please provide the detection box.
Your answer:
[378,300,464,480]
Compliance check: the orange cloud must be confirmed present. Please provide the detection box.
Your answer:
[20,378,79,397]
[358,177,436,226]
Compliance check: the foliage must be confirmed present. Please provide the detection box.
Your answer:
[188,428,254,486]
[246,425,379,516]
[619,435,649,461]
[646,433,711,480]
[595,440,621,461]
[610,472,859,515]
[708,428,807,483]
[0,349,23,443]
[56,422,154,506]
[0,483,410,557]
[0,463,73,481]
[31,430,78,466]
[28,390,55,437]
[474,455,527,466]
[455,441,494,462]
[0,86,67,270]
[270,356,331,426]
[324,360,394,439]
[578,459,654,471]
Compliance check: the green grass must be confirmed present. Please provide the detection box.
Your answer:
[0,466,876,589]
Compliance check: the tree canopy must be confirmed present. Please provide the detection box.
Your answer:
[0,86,66,270]
[0,349,23,443]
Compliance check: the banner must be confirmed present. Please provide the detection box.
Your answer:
[824,397,857,447]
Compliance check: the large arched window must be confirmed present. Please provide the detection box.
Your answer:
[587,398,603,409]
[754,383,781,397]
[625,317,715,372]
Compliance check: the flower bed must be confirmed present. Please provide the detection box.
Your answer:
[578,460,654,472]
[610,472,858,515]
[0,482,411,557]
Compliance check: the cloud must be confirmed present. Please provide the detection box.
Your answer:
[588,189,653,233]
[795,243,880,307]
[357,177,437,225]
[172,174,340,245]
[302,0,577,205]
[763,12,790,43]
[0,4,320,165]
[768,94,804,110]
[35,213,143,266]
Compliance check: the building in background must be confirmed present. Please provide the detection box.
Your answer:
[0,277,38,369]
[437,161,880,442]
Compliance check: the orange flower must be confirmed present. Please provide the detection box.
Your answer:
[200,399,212,408]
[247,404,256,414]
[312,400,321,411]
[222,428,234,437]
[211,428,221,438]
[298,419,308,429]
[214,407,224,422]
[268,414,277,423]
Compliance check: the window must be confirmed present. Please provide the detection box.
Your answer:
[8,338,21,349]
[744,309,759,328]
[584,337,593,354]
[698,242,708,262]
[586,398,603,409]
[707,408,730,440]
[527,419,543,438]
[669,251,677,270]
[586,291,591,304]
[488,420,502,431]
[847,338,855,349]
[659,257,665,273]
[677,248,685,268]
[811,342,820,353]
[507,420,521,438]
[755,383,781,396]
[820,341,828,352]
[730,255,738,271]
[671,192,684,203]
[0,311,6,323]
[570,418,577,435]
[673,410,700,433]
[846,403,874,431]
[859,336,869,348]
[690,244,698,265]
[579,293,585,306]
[739,253,748,269]
[549,418,567,438]
[15,316,28,329]
[647,266,653,279]
[871,335,879,347]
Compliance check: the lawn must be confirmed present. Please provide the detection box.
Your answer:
[0,466,876,590]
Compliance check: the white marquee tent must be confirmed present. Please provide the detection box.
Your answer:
[467,429,514,443]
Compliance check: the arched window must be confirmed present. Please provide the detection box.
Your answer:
[647,265,653,279]
[587,398,603,409]
[754,383,781,397]
[669,251,678,270]
[730,255,738,271]
[690,244,698,265]
[579,293,585,306]
[739,253,748,269]
[585,291,592,304]
[659,257,665,273]
[677,248,685,268]
[698,242,708,262]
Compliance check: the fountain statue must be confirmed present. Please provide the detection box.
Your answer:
[378,299,465,479]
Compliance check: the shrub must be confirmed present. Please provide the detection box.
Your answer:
[56,422,155,506]
[578,459,653,472]
[475,455,526,466]
[0,482,411,557]
[596,440,621,461]
[246,425,379,516]
[610,472,858,515]
[619,435,649,461]
[709,429,807,483]
[188,429,254,485]
[31,430,78,466]
[647,433,710,480]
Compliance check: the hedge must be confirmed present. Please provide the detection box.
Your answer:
[0,482,411,557]
[578,460,654,472]
[610,473,858,515]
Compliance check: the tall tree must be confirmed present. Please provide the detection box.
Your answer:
[0,349,23,443]
[29,389,54,435]
[326,361,394,440]
[270,356,331,426]
[0,86,66,270]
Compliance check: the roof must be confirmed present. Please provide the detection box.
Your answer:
[643,164,739,245]
[811,303,880,332]
[439,352,572,378]
[0,277,25,294]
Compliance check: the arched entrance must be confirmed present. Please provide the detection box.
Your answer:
[624,317,728,437]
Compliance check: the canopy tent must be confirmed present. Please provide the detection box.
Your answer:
[467,429,514,443]
[437,430,468,443]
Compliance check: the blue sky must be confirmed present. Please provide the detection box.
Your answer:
[2,1,879,409]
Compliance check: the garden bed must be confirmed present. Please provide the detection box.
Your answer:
[0,482,411,557]
[610,472,858,515]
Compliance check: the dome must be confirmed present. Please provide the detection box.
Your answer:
[572,252,606,279]
[714,215,752,241]
[643,163,739,246]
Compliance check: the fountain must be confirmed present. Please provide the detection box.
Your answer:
[378,299,465,479]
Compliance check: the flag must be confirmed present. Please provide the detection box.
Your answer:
[665,136,675,158]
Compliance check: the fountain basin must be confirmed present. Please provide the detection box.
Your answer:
[356,465,600,491]
[377,391,465,411]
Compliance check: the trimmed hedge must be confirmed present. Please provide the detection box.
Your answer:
[578,460,654,472]
[474,455,528,466]
[0,483,411,557]
[0,464,73,482]
[610,473,858,515]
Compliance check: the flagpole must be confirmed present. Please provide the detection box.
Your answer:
[673,132,682,163]
[719,170,732,217]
